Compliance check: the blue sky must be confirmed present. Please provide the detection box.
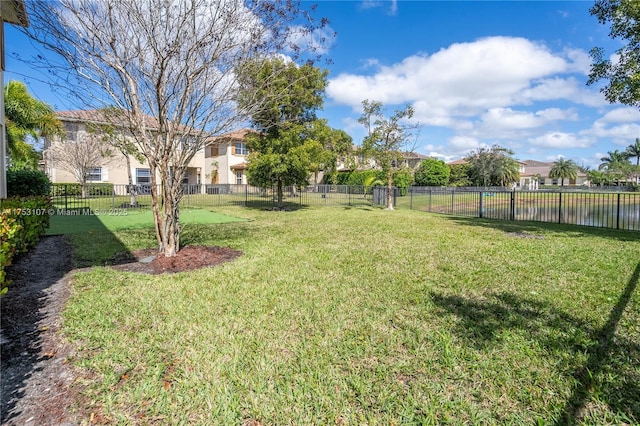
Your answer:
[5,0,640,167]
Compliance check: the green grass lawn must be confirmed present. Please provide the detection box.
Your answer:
[47,208,248,235]
[60,206,639,424]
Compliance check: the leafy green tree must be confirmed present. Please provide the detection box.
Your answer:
[414,157,450,186]
[359,100,416,209]
[465,145,520,187]
[238,58,329,208]
[549,158,578,186]
[4,81,62,169]
[588,0,640,109]
[448,163,471,187]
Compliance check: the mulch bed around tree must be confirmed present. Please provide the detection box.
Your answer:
[1,236,243,425]
[111,245,243,274]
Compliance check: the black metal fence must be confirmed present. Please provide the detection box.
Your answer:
[50,183,372,211]
[48,183,640,232]
[375,187,640,231]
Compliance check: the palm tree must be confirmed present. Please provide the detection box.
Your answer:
[549,158,578,186]
[4,81,63,169]
[626,138,640,166]
[624,138,640,184]
[598,149,629,171]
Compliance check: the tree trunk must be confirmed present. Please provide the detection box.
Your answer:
[81,182,88,199]
[150,164,182,257]
[277,180,284,209]
[386,171,394,210]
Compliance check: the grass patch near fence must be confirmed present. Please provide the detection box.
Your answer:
[47,208,247,235]
[62,207,640,424]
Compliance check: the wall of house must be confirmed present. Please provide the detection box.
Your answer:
[205,141,248,185]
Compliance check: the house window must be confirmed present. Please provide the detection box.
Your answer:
[234,142,249,156]
[87,167,102,182]
[538,177,545,185]
[136,168,151,184]
[64,122,78,141]
[551,178,559,186]
[236,171,243,185]
[209,146,219,157]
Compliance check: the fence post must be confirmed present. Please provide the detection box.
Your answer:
[558,192,562,224]
[112,186,115,209]
[510,190,515,221]
[245,184,248,207]
[617,193,621,230]
[65,184,68,210]
[451,190,454,214]
[479,191,483,218]
[410,188,413,210]
[429,189,432,212]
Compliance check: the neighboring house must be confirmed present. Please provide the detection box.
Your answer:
[44,109,256,187]
[1,0,29,198]
[445,159,589,188]
[519,160,589,188]
[205,128,255,185]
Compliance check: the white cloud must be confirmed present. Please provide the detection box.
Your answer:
[528,132,592,149]
[360,0,397,15]
[582,108,640,145]
[596,107,640,123]
[328,36,598,123]
[449,135,481,151]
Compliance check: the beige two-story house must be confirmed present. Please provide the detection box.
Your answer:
[44,109,255,187]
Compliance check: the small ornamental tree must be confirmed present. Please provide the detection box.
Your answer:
[359,100,417,210]
[414,158,450,186]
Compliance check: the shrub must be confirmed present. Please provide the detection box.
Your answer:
[51,182,114,197]
[6,169,51,197]
[0,197,52,295]
[392,168,414,196]
[414,158,450,186]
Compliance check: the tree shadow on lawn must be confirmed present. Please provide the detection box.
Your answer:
[47,208,135,268]
[233,199,309,211]
[442,216,640,243]
[430,262,640,424]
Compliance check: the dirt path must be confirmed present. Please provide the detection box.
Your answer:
[1,235,81,425]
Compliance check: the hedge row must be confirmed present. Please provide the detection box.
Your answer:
[51,183,114,196]
[0,197,51,295]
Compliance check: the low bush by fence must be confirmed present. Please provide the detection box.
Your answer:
[0,197,52,294]
[376,187,640,231]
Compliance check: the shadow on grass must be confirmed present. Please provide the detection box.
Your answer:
[231,199,309,212]
[441,215,640,242]
[48,208,134,268]
[430,264,640,423]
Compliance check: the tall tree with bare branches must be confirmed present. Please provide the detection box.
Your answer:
[24,0,330,256]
